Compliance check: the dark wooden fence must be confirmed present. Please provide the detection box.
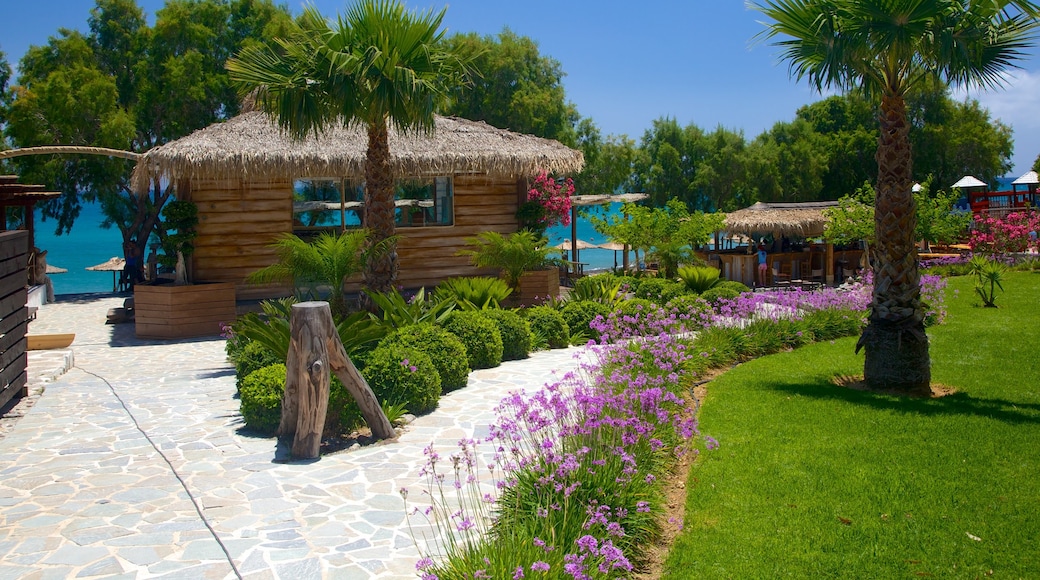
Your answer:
[0,230,29,409]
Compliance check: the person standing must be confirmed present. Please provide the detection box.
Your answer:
[757,243,768,287]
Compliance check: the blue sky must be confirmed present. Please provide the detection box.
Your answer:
[3,0,1039,176]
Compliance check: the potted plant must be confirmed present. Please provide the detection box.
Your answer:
[458,230,562,305]
[135,200,237,339]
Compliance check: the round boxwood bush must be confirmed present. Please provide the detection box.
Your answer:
[700,286,741,305]
[484,309,531,361]
[378,324,470,392]
[442,311,504,369]
[239,363,286,434]
[239,362,361,437]
[560,300,611,338]
[235,341,282,390]
[634,278,687,305]
[362,344,441,415]
[524,305,570,349]
[666,294,711,317]
[717,280,751,294]
[618,298,656,318]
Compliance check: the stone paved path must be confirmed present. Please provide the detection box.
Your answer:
[0,295,586,579]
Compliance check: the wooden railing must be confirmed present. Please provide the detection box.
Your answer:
[0,231,29,409]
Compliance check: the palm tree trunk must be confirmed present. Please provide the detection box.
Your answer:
[363,118,398,295]
[858,94,930,391]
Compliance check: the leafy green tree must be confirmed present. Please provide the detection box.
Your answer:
[572,122,637,198]
[694,126,752,211]
[0,48,11,129]
[908,81,1014,188]
[754,0,1040,391]
[442,28,580,145]
[794,93,877,199]
[751,118,830,202]
[632,118,707,208]
[591,199,724,278]
[5,0,292,279]
[228,1,473,294]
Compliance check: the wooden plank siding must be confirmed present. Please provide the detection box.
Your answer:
[185,174,525,299]
[185,178,294,300]
[0,230,29,409]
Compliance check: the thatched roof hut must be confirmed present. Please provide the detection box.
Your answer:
[129,112,584,299]
[724,201,838,238]
[132,112,583,191]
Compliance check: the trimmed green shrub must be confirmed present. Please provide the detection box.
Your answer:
[560,300,611,337]
[717,280,751,294]
[378,324,470,392]
[442,311,504,369]
[699,286,741,304]
[484,309,532,361]
[235,341,281,390]
[618,298,656,319]
[524,305,570,349]
[666,294,711,317]
[635,277,688,305]
[239,364,286,434]
[362,344,441,415]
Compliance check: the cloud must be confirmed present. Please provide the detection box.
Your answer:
[952,69,1040,131]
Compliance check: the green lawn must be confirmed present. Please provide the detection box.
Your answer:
[664,272,1040,578]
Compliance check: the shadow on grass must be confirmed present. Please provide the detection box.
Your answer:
[767,378,1040,425]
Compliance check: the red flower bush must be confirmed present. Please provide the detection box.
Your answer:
[969,210,1040,255]
[527,172,574,228]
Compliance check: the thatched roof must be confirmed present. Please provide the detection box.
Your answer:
[131,112,584,193]
[723,201,839,238]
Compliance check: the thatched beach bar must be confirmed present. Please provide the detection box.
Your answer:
[132,112,584,299]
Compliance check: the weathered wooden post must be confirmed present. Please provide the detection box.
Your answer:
[280,301,395,460]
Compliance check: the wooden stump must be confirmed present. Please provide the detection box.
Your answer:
[280,301,395,460]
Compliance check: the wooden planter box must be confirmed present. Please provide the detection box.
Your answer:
[135,281,236,339]
[518,268,560,306]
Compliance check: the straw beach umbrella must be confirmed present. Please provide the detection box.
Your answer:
[46,264,68,274]
[86,257,126,292]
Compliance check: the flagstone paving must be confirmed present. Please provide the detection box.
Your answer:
[1,295,586,579]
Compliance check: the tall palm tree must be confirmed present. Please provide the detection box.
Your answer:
[227,1,472,294]
[751,0,1040,390]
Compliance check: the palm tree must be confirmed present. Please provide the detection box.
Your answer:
[246,230,382,316]
[751,0,1040,390]
[227,1,472,294]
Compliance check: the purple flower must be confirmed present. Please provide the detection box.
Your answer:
[531,561,550,572]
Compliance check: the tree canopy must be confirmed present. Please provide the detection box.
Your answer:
[441,28,580,146]
[4,0,293,277]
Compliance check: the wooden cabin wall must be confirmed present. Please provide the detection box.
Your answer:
[187,177,293,300]
[185,174,522,300]
[346,174,524,291]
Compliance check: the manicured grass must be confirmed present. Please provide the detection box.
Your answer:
[664,272,1040,578]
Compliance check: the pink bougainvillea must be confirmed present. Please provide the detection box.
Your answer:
[969,210,1040,255]
[528,172,574,228]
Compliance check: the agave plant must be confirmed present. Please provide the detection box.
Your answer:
[969,256,1006,308]
[434,276,512,310]
[678,265,722,294]
[364,287,456,332]
[568,277,625,309]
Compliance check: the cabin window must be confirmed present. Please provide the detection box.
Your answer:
[292,176,453,237]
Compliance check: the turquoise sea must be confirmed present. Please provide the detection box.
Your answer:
[34,202,124,296]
